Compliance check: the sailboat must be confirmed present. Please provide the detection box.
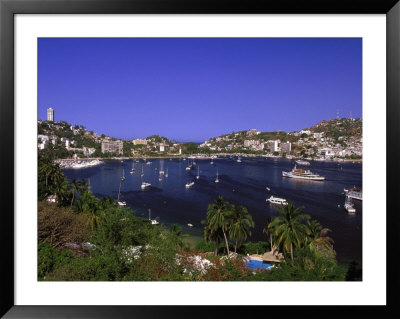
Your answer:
[237,156,242,163]
[215,168,219,183]
[141,165,144,177]
[165,168,169,178]
[130,161,135,174]
[148,209,159,225]
[141,167,151,189]
[121,167,126,181]
[210,159,214,165]
[117,180,126,206]
[196,165,200,179]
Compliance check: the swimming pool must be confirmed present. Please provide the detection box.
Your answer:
[245,259,272,270]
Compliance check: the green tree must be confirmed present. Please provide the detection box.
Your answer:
[229,205,254,253]
[205,196,232,256]
[269,202,310,260]
[306,220,335,260]
[263,217,274,251]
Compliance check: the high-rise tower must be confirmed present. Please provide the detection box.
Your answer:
[47,107,54,122]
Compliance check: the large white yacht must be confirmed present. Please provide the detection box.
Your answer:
[282,165,325,181]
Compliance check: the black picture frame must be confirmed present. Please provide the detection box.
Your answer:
[1,0,398,318]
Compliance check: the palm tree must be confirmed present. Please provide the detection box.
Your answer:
[229,205,254,253]
[306,220,335,258]
[53,179,71,207]
[202,220,223,256]
[263,217,274,251]
[205,196,232,256]
[269,202,310,260]
[38,157,54,191]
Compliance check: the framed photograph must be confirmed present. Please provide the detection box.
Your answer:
[1,0,398,317]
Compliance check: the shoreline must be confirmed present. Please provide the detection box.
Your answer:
[57,155,362,164]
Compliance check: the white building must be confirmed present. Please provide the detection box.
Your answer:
[83,147,96,157]
[47,107,54,122]
[313,132,324,139]
[300,130,311,135]
[267,140,279,152]
[132,139,147,145]
[320,148,336,158]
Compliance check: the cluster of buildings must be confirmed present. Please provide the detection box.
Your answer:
[199,120,362,160]
[39,108,362,160]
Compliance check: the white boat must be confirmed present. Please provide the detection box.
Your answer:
[141,182,151,189]
[185,181,195,188]
[282,165,325,181]
[266,187,271,191]
[146,161,152,165]
[215,168,219,183]
[344,198,356,213]
[141,166,144,177]
[344,186,362,201]
[266,196,288,205]
[121,168,126,181]
[159,170,165,175]
[196,166,200,179]
[210,160,214,165]
[237,157,242,163]
[117,179,126,206]
[148,209,159,225]
[295,160,310,166]
[187,223,193,227]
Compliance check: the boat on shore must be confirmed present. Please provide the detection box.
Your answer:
[344,186,362,201]
[266,196,288,205]
[282,165,325,181]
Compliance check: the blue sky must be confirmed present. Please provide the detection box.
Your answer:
[38,38,362,142]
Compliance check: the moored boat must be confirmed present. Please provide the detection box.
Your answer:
[295,160,310,166]
[282,165,325,181]
[185,181,195,188]
[344,198,356,213]
[266,196,288,205]
[141,182,151,189]
[344,186,362,201]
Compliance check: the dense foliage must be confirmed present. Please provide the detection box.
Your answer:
[38,153,354,281]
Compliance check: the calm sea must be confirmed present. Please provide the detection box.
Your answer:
[62,157,362,265]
